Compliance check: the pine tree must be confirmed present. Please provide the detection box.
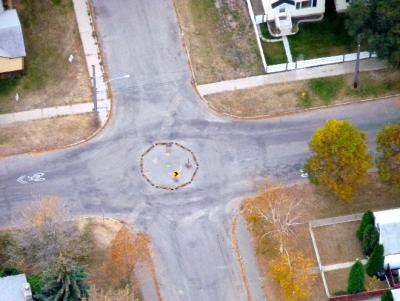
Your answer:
[366,244,385,277]
[347,260,365,293]
[38,255,90,301]
[357,210,374,241]
[381,290,394,301]
[362,224,379,256]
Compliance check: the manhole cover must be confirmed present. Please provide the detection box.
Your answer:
[140,142,199,190]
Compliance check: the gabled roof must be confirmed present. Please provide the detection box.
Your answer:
[0,9,26,58]
[0,274,28,301]
[374,208,400,256]
[271,0,295,9]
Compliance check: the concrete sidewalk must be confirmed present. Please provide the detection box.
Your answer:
[0,0,111,127]
[73,0,110,124]
[0,100,109,125]
[197,58,386,96]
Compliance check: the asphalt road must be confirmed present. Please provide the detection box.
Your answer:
[1,0,399,300]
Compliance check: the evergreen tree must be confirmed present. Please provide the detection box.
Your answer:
[366,244,385,277]
[38,256,90,301]
[346,0,400,67]
[347,260,365,293]
[381,290,394,301]
[362,224,379,256]
[357,210,375,241]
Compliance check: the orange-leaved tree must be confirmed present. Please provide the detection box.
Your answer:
[104,226,149,288]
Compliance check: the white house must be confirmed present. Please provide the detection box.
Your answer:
[257,0,325,36]
[374,208,400,270]
[254,0,350,37]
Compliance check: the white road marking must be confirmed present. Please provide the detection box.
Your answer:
[17,172,46,184]
[299,169,308,178]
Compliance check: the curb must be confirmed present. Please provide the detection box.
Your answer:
[0,0,113,160]
[231,211,253,301]
[202,93,400,121]
[172,4,398,121]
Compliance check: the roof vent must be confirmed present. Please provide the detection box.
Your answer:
[23,282,33,301]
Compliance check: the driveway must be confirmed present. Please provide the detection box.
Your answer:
[0,0,399,300]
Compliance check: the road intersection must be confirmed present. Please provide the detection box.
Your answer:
[0,1,399,300]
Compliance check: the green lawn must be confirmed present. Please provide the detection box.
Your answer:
[289,12,357,60]
[259,24,287,65]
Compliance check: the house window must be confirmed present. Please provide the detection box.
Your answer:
[296,0,312,8]
[346,0,351,2]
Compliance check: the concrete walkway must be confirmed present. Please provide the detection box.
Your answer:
[322,259,367,272]
[72,0,110,124]
[0,100,109,125]
[282,36,293,63]
[197,58,385,96]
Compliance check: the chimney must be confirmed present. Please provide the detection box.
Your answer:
[23,283,33,301]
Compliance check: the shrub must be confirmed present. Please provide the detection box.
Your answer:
[0,266,21,277]
[366,244,385,276]
[381,290,394,301]
[362,224,379,256]
[347,260,365,293]
[357,210,375,240]
[27,274,42,297]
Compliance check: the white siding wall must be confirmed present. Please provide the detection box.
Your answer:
[334,0,349,12]
[263,0,325,20]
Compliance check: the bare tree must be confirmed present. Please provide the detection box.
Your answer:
[7,197,93,272]
[245,182,303,250]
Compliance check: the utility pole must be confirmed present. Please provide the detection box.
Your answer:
[92,65,98,112]
[353,34,361,89]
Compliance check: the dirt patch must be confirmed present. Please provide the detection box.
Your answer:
[0,0,91,113]
[313,221,364,266]
[325,268,388,295]
[174,0,263,84]
[205,70,400,118]
[78,217,162,300]
[0,113,99,157]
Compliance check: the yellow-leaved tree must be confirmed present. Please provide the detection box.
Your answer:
[269,250,316,301]
[304,119,373,200]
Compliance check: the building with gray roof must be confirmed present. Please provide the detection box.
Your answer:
[0,6,26,77]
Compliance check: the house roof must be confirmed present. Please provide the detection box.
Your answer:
[0,274,28,301]
[374,208,400,256]
[271,0,295,8]
[0,9,26,58]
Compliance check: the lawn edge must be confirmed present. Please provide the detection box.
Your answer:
[172,1,400,121]
[203,93,400,121]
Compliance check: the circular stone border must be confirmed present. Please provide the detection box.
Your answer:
[140,142,199,191]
